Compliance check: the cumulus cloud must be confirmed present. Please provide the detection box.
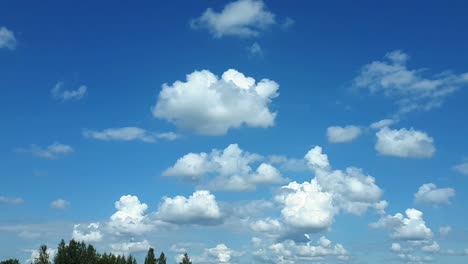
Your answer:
[326,125,362,143]
[421,241,440,253]
[152,69,279,135]
[190,0,276,38]
[156,190,222,225]
[17,142,74,159]
[375,127,435,158]
[108,195,153,235]
[354,50,468,113]
[252,236,348,263]
[205,244,242,263]
[0,196,24,205]
[51,82,87,101]
[26,247,56,264]
[0,26,16,49]
[51,199,70,209]
[370,208,433,241]
[164,144,286,191]
[111,240,151,255]
[83,127,177,142]
[453,159,468,175]
[72,223,103,243]
[414,183,455,205]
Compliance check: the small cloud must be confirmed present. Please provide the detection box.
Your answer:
[0,196,24,205]
[0,26,16,50]
[17,142,74,159]
[375,127,435,158]
[439,226,451,236]
[51,82,87,101]
[326,125,362,143]
[83,127,178,142]
[414,183,455,205]
[453,159,468,175]
[51,199,70,209]
[247,42,263,57]
[280,17,295,30]
[370,118,397,129]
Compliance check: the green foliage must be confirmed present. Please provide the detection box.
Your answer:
[0,259,20,264]
[179,253,192,264]
[144,248,157,264]
[157,252,166,264]
[34,245,51,264]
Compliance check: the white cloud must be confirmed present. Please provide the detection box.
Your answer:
[156,190,222,225]
[275,179,335,231]
[26,247,56,264]
[83,127,177,142]
[111,240,151,255]
[375,127,435,158]
[304,146,330,171]
[248,42,263,57]
[108,195,153,235]
[164,144,286,191]
[72,223,103,243]
[18,142,74,159]
[252,236,348,263]
[326,125,362,143]
[453,160,468,175]
[370,118,397,129]
[354,50,468,113]
[51,199,70,209]
[250,218,284,235]
[205,244,242,263]
[0,26,16,49]
[371,208,433,241]
[0,196,24,205]
[439,226,451,236]
[51,82,87,101]
[421,241,440,253]
[414,183,455,205]
[190,0,276,38]
[152,69,279,135]
[391,243,402,252]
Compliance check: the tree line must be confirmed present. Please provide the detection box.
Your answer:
[0,239,192,264]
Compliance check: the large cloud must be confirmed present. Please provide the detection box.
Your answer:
[0,26,16,50]
[190,0,276,38]
[164,144,286,191]
[326,125,362,143]
[354,50,468,113]
[152,69,279,135]
[108,195,153,235]
[156,190,222,225]
[414,183,455,205]
[375,127,435,158]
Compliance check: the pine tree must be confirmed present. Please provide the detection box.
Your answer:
[144,248,157,264]
[34,245,50,264]
[54,240,67,264]
[179,253,192,264]
[157,252,166,264]
[0,259,20,264]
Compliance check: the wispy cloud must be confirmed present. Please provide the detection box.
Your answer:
[17,142,74,159]
[51,82,87,101]
[0,196,24,205]
[0,26,16,50]
[83,127,178,142]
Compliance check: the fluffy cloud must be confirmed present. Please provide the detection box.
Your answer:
[414,183,455,205]
[326,125,362,143]
[375,127,435,158]
[190,0,276,38]
[26,247,56,264]
[156,190,222,225]
[252,236,348,263]
[0,196,24,205]
[305,146,384,215]
[72,223,103,243]
[51,82,87,101]
[453,160,468,175]
[370,208,433,241]
[275,179,335,231]
[152,69,279,135]
[164,144,286,191]
[250,218,284,235]
[18,142,74,159]
[205,244,242,263]
[354,50,468,113]
[108,195,153,235]
[0,26,16,49]
[83,127,177,142]
[51,199,70,209]
[111,240,151,255]
[421,241,440,253]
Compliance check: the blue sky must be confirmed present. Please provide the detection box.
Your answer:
[1,0,468,263]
